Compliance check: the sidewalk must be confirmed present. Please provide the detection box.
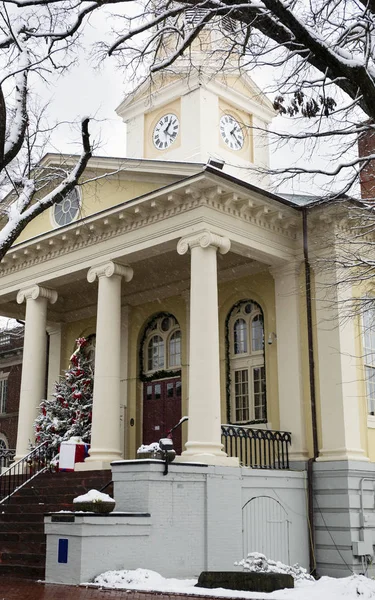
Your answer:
[0,578,229,600]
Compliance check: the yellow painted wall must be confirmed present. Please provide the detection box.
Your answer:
[352,286,375,461]
[15,177,166,244]
[300,268,323,459]
[60,317,96,373]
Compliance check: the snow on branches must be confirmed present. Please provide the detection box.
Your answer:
[34,337,93,452]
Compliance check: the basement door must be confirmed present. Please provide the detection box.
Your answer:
[242,496,290,564]
[143,378,182,454]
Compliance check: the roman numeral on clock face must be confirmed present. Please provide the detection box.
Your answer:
[153,113,180,150]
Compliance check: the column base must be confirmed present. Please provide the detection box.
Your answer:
[175,454,239,466]
[289,450,310,461]
[75,460,112,471]
[316,447,370,462]
[178,441,239,467]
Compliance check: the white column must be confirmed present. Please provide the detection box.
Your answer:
[177,230,238,466]
[271,263,308,461]
[81,261,133,470]
[15,285,58,461]
[120,305,130,458]
[46,324,62,398]
[315,266,368,461]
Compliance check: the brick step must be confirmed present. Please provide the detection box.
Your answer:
[5,496,83,507]
[24,472,112,486]
[13,480,112,490]
[0,512,45,523]
[0,551,45,566]
[0,469,113,580]
[0,532,46,545]
[0,564,45,579]
[0,522,44,533]
[0,543,46,557]
[0,503,72,514]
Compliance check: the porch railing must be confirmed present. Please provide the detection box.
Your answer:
[0,441,54,504]
[0,448,15,472]
[221,424,291,469]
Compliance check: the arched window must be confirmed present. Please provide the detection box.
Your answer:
[227,301,266,423]
[143,314,181,375]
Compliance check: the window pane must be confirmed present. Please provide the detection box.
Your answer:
[0,379,7,413]
[253,367,266,420]
[234,369,249,422]
[176,381,181,396]
[363,309,375,413]
[252,315,264,352]
[169,330,181,367]
[167,383,174,397]
[146,385,153,400]
[147,335,164,371]
[234,319,247,354]
[155,384,161,400]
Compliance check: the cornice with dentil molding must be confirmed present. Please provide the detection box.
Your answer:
[1,183,298,279]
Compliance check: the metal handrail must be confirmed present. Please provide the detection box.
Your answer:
[221,424,292,469]
[0,448,15,472]
[0,441,54,504]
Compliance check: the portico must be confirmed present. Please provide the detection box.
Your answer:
[0,162,315,469]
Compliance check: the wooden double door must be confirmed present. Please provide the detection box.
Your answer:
[143,377,182,454]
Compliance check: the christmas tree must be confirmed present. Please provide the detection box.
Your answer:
[34,337,94,452]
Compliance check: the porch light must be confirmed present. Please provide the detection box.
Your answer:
[159,437,176,475]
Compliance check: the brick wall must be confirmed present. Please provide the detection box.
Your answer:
[0,328,23,448]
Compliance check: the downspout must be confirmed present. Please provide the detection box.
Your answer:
[45,331,50,400]
[302,207,319,576]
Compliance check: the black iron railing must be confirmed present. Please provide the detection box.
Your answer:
[221,424,291,469]
[0,441,54,504]
[0,448,15,472]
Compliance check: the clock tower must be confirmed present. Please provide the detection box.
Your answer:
[116,55,275,187]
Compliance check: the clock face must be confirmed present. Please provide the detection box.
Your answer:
[220,114,244,151]
[153,113,180,150]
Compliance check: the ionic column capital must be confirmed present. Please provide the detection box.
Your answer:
[177,230,231,256]
[87,261,133,284]
[17,285,58,305]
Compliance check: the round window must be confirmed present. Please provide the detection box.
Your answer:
[53,188,80,227]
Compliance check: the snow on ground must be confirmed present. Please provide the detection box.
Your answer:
[91,568,375,599]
